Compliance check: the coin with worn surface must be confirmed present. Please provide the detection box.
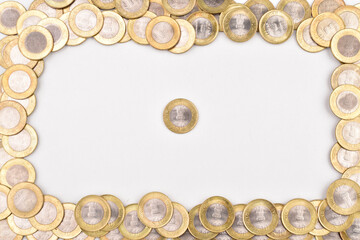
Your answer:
[0,184,11,220]
[128,11,156,44]
[2,64,38,100]
[259,10,294,44]
[277,0,310,29]
[331,64,360,89]
[340,212,360,240]
[157,202,189,238]
[334,6,360,31]
[169,19,195,54]
[38,17,70,52]
[336,117,360,151]
[100,228,124,240]
[281,199,317,235]
[197,0,231,14]
[267,204,292,240]
[245,0,274,30]
[311,0,345,17]
[326,178,360,215]
[331,143,360,174]
[1,93,37,116]
[342,166,360,187]
[0,158,35,188]
[92,0,116,9]
[148,0,170,16]
[45,0,75,8]
[310,200,330,236]
[0,219,22,240]
[101,195,125,232]
[296,18,324,53]
[3,39,38,68]
[187,11,219,45]
[330,85,360,119]
[145,16,180,50]
[119,204,152,240]
[318,199,354,232]
[94,11,126,45]
[7,214,37,235]
[188,204,218,240]
[162,0,195,16]
[53,203,82,239]
[29,0,63,18]
[0,100,27,136]
[310,12,345,47]
[0,36,17,68]
[226,204,254,240]
[0,1,26,35]
[16,10,48,34]
[115,0,149,19]
[331,29,360,64]
[163,98,198,134]
[60,12,86,46]
[27,231,59,240]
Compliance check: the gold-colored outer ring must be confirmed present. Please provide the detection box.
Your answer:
[188,204,218,240]
[45,0,75,9]
[199,196,235,233]
[101,194,125,232]
[0,100,27,136]
[69,4,104,38]
[94,11,126,45]
[0,1,26,35]
[38,17,70,52]
[331,64,360,90]
[187,11,219,46]
[3,38,38,69]
[243,199,278,235]
[281,198,317,234]
[310,200,330,236]
[119,204,152,240]
[60,12,87,46]
[75,195,111,232]
[29,0,63,18]
[331,29,360,64]
[146,16,181,50]
[336,117,360,151]
[92,0,115,9]
[52,203,82,239]
[0,185,11,220]
[330,143,360,174]
[162,0,196,16]
[267,204,292,239]
[329,85,360,120]
[318,199,354,232]
[7,182,44,218]
[296,18,324,53]
[7,214,37,235]
[244,0,275,31]
[16,10,48,34]
[311,0,345,17]
[276,0,311,29]
[197,0,231,14]
[259,10,294,44]
[0,158,36,188]
[0,93,37,116]
[83,229,109,237]
[157,202,189,238]
[219,4,246,32]
[0,35,17,68]
[128,11,156,45]
[33,60,45,77]
[169,19,196,54]
[326,178,360,215]
[339,212,360,240]
[226,204,254,240]
[115,0,149,19]
[335,6,360,31]
[149,0,171,16]
[342,166,360,182]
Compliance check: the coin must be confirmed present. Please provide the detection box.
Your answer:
[188,204,218,240]
[311,0,345,17]
[258,10,294,44]
[331,64,360,89]
[0,36,17,68]
[187,11,219,46]
[2,64,38,100]
[119,18,131,42]
[171,3,199,20]
[334,6,360,31]
[0,184,11,220]
[174,230,196,240]
[310,200,330,236]
[226,204,254,240]
[144,229,164,240]
[33,60,45,77]
[218,4,246,32]
[213,231,233,240]
[296,18,325,53]
[7,214,37,235]
[29,195,64,231]
[128,11,156,44]
[342,166,360,187]
[318,199,354,232]
[169,19,195,54]
[315,232,342,240]
[29,0,63,18]
[60,12,87,46]
[245,0,274,30]
[330,85,360,119]
[157,202,189,238]
[71,232,95,240]
[326,178,360,215]
[3,39,38,69]
[289,234,314,240]
[0,158,36,188]
[53,203,82,239]
[115,0,150,19]
[45,0,75,8]
[16,10,48,34]
[162,0,195,16]
[0,1,26,35]
[149,0,170,16]
[336,117,360,150]
[0,142,13,169]
[0,219,22,240]
[27,231,59,240]
[38,17,70,52]
[331,143,360,174]
[340,212,360,240]
[252,235,271,240]
[119,204,152,240]
[197,0,231,14]
[163,98,198,134]
[281,199,317,235]
[92,0,116,9]
[94,11,126,45]
[145,16,181,50]
[0,100,27,136]
[101,194,125,232]
[83,229,109,237]
[276,0,311,29]
[1,93,37,116]
[331,29,360,64]
[310,12,345,48]
[267,204,292,240]
[100,228,124,240]
[64,0,93,13]
[7,182,44,218]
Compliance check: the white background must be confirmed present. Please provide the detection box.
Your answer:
[1,0,358,210]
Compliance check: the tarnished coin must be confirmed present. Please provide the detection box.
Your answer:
[244,0,274,30]
[7,214,37,235]
[27,231,59,240]
[60,12,86,46]
[197,0,231,14]
[226,204,254,240]
[16,10,48,34]
[311,0,345,17]
[326,178,360,215]
[46,0,75,8]
[53,203,82,239]
[277,0,311,29]
[101,194,125,232]
[100,228,124,240]
[267,204,292,240]
[0,158,35,188]
[119,204,152,240]
[162,0,195,16]
[331,143,360,174]
[296,18,325,53]
[157,202,189,238]
[336,117,360,150]
[281,199,317,235]
[0,100,27,136]
[169,19,195,54]
[33,60,45,77]
[115,0,150,19]
[310,200,330,236]
[330,85,360,119]
[310,12,345,48]
[0,219,22,240]
[163,98,198,134]
[331,29,360,64]
[243,199,278,235]
[340,212,360,240]
[92,0,116,9]
[1,93,37,116]
[149,0,170,16]
[334,6,360,31]
[198,196,234,233]
[145,16,180,50]
[331,64,360,89]
[187,11,219,46]
[94,11,126,45]
[3,38,38,68]
[128,11,156,44]
[188,204,218,240]
[342,166,360,187]
[0,1,26,35]
[29,0,63,18]
[38,17,70,52]
[0,184,11,220]
[0,35,17,68]
[258,10,294,44]
[318,199,354,232]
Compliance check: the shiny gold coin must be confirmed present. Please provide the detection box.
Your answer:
[45,0,75,8]
[330,85,360,119]
[336,117,360,151]
[197,0,231,14]
[188,204,218,240]
[27,231,59,240]
[281,199,317,235]
[163,98,198,134]
[60,12,86,46]
[243,199,278,235]
[119,204,152,240]
[276,0,310,29]
[2,124,38,158]
[0,1,26,35]
[244,0,274,31]
[310,12,345,48]
[330,143,360,174]
[16,10,48,34]
[326,178,360,215]
[0,158,36,188]
[310,200,330,236]
[318,199,354,232]
[145,16,181,50]
[198,196,234,233]
[94,11,126,45]
[331,64,360,90]
[33,60,45,77]
[2,64,38,100]
[7,182,44,218]
[169,19,195,54]
[0,184,11,220]
[339,211,360,240]
[223,6,257,42]
[101,194,125,232]
[0,100,27,136]
[342,166,360,187]
[267,204,292,240]
[296,18,325,53]
[7,214,37,235]
[157,202,189,238]
[92,0,115,9]
[331,29,360,64]
[226,204,254,240]
[311,0,345,17]
[53,203,82,239]
[162,0,195,16]
[335,6,360,31]
[187,11,219,46]
[115,0,149,19]
[259,10,294,44]
[3,38,38,68]
[0,93,36,116]
[149,0,170,16]
[69,3,104,38]
[38,17,70,52]
[128,11,156,44]
[0,35,17,68]
[29,0,63,18]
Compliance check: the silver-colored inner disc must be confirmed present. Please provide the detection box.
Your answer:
[57,209,78,233]
[288,205,311,229]
[151,21,174,44]
[229,14,251,36]
[303,25,318,46]
[75,9,97,31]
[338,70,360,87]
[6,165,29,187]
[316,18,340,41]
[249,205,272,229]
[163,208,183,231]
[143,198,166,222]
[99,16,120,39]
[337,147,360,168]
[336,90,359,114]
[324,205,348,226]
[205,203,228,227]
[1,8,20,28]
[343,121,360,145]
[81,201,105,225]
[34,201,58,225]
[25,31,47,54]
[333,185,358,209]
[121,0,143,13]
[13,188,37,212]
[192,17,212,39]
[124,210,146,234]
[8,128,31,152]
[265,15,288,38]
[340,11,359,29]
[0,107,20,129]
[167,0,190,9]
[283,2,305,24]
[249,4,268,22]
[337,35,360,58]
[170,105,192,127]
[133,17,151,39]
[8,70,31,93]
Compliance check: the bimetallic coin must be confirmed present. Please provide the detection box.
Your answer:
[0,158,35,188]
[330,85,360,119]
[0,184,11,220]
[1,93,37,116]
[128,11,156,44]
[3,39,38,68]
[218,4,246,32]
[92,0,116,9]
[331,64,360,89]
[226,204,254,240]
[318,199,354,232]
[331,29,360,64]
[149,0,170,16]
[27,231,59,240]
[157,202,189,238]
[16,10,48,34]
[119,204,152,240]
[169,19,195,54]
[0,1,26,35]
[187,11,219,46]
[311,0,345,17]
[259,10,294,44]
[277,0,311,29]
[38,17,70,52]
[310,200,330,236]
[0,219,22,240]
[331,143,360,174]
[119,18,131,42]
[94,11,126,45]
[336,117,360,151]
[162,0,195,16]
[83,229,109,238]
[101,194,125,232]
[0,100,27,136]
[340,212,360,240]
[33,60,45,77]
[0,36,17,68]
[7,214,37,235]
[69,4,104,38]
[53,203,82,239]
[197,0,231,14]
[296,18,325,53]
[342,166,360,187]
[326,178,360,215]
[267,204,292,240]
[188,204,218,240]
[281,199,317,235]
[115,0,150,19]
[100,228,124,240]
[29,0,63,18]
[244,0,274,31]
[310,12,345,48]
[45,0,75,8]
[59,12,86,46]
[335,6,360,31]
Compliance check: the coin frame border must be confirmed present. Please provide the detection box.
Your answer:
[334,5,360,31]
[331,143,360,174]
[7,213,37,235]
[119,204,152,240]
[267,203,292,239]
[0,184,11,220]
[0,158,36,188]
[329,84,360,120]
